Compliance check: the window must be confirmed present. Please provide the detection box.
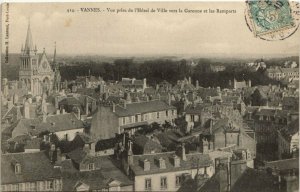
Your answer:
[172,110,174,116]
[166,110,169,117]
[123,117,126,125]
[15,164,21,174]
[157,112,160,119]
[160,177,167,189]
[191,115,194,122]
[88,163,95,170]
[145,178,151,190]
[135,115,138,122]
[176,175,182,187]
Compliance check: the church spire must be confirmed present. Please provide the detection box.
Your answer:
[24,19,34,54]
[53,42,57,64]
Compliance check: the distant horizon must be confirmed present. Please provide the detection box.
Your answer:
[2,52,299,60]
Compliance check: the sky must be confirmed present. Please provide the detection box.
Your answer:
[2,2,300,57]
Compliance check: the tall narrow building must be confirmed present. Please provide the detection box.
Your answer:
[19,21,55,96]
[52,42,61,92]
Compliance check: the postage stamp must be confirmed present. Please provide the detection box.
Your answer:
[245,0,300,40]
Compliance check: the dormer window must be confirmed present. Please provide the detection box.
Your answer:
[156,157,166,169]
[173,155,180,168]
[144,159,150,171]
[15,163,21,174]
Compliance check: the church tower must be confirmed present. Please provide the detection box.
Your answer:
[52,42,61,92]
[19,21,55,96]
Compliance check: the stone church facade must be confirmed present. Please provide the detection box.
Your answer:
[19,22,60,96]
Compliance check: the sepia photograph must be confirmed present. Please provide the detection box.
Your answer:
[1,1,300,192]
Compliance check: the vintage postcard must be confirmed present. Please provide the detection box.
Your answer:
[1,1,300,192]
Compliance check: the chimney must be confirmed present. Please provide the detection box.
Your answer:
[54,97,58,109]
[112,103,116,112]
[24,102,30,119]
[196,80,199,89]
[16,106,22,120]
[188,77,191,84]
[156,84,159,91]
[128,140,133,165]
[85,97,89,115]
[157,93,161,101]
[168,93,171,105]
[56,109,60,115]
[172,155,180,167]
[13,94,18,104]
[56,147,62,164]
[210,119,214,135]
[144,159,150,171]
[77,108,81,120]
[49,143,56,163]
[62,108,66,114]
[180,143,187,161]
[202,138,209,154]
[90,142,96,156]
[123,101,127,109]
[42,113,47,123]
[143,78,147,90]
[7,100,13,109]
[146,95,149,102]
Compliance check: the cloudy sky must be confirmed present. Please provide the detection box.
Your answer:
[2,2,299,57]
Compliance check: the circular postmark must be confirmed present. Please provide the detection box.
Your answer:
[245,0,300,41]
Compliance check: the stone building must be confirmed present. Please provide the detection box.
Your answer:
[19,22,60,96]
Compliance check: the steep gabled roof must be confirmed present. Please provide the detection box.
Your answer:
[1,151,61,184]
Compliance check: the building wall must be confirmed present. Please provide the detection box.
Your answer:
[134,167,213,191]
[241,133,256,158]
[1,179,62,191]
[90,105,119,140]
[225,132,239,147]
[277,131,291,159]
[214,132,226,149]
[119,109,177,129]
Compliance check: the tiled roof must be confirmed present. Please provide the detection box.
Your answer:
[96,138,118,151]
[1,151,61,184]
[24,137,42,149]
[282,97,299,106]
[114,100,176,117]
[231,168,280,192]
[62,156,133,191]
[130,152,212,176]
[30,113,84,135]
[6,113,85,138]
[66,148,89,164]
[264,158,299,171]
[133,135,163,150]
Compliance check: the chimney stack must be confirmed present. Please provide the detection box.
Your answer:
[24,101,30,119]
[112,103,116,112]
[123,101,127,109]
[180,143,187,161]
[85,97,89,115]
[56,147,62,164]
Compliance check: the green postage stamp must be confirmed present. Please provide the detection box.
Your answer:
[245,0,300,40]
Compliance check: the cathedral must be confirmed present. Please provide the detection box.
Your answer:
[19,22,61,96]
